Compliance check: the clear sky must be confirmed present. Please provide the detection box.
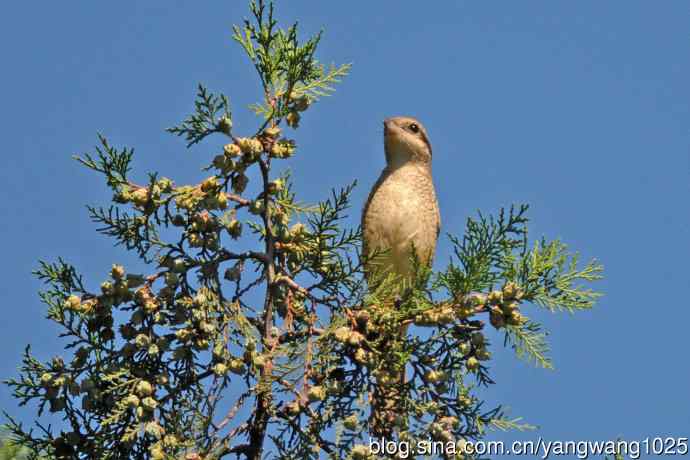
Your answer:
[1,1,688,457]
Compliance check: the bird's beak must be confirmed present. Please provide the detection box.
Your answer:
[383,118,393,136]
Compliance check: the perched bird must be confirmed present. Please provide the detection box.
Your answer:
[362,116,440,287]
[362,116,441,436]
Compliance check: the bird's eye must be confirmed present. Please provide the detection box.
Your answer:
[409,123,419,133]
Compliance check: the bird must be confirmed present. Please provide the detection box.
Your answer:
[362,116,440,289]
[361,116,441,436]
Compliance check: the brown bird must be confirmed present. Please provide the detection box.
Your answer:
[362,116,440,437]
[362,116,440,287]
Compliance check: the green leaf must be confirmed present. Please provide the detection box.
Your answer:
[166,84,231,147]
[74,134,133,189]
[520,239,604,312]
[504,320,553,369]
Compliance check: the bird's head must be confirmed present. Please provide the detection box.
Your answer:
[383,116,432,167]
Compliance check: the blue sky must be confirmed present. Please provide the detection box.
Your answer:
[1,1,688,457]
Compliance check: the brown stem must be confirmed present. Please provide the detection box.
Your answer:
[246,158,276,460]
[226,192,251,207]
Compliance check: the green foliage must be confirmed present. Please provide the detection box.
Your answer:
[0,436,31,460]
[441,204,602,369]
[166,85,232,147]
[444,204,529,294]
[607,453,625,460]
[5,1,602,459]
[504,320,552,369]
[233,0,350,125]
[74,134,133,189]
[519,238,603,312]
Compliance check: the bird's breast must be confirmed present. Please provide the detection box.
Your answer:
[363,165,440,277]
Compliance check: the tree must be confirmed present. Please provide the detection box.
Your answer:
[5,1,602,459]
